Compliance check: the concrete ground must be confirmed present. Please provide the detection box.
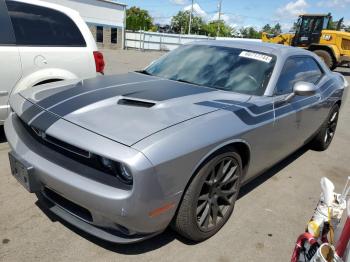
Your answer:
[0,49,349,262]
[103,49,166,75]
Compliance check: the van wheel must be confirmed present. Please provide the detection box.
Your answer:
[172,149,242,242]
[311,104,339,151]
[313,50,336,70]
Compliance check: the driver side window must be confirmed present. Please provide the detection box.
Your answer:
[275,57,323,95]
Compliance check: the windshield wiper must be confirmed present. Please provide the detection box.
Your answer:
[136,70,153,76]
[175,79,201,86]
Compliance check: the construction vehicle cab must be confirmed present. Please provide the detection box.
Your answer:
[262,13,350,70]
[292,14,331,47]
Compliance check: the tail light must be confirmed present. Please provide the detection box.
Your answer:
[93,51,105,74]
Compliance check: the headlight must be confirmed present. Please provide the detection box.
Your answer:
[99,157,133,185]
[322,34,332,41]
[118,164,133,185]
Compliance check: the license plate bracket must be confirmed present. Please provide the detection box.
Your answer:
[8,152,39,193]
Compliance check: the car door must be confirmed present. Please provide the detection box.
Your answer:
[272,56,324,158]
[0,0,21,123]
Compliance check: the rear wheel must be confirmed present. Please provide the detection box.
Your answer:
[172,149,242,242]
[313,49,336,70]
[310,104,339,151]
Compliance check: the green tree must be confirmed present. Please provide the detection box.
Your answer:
[171,11,205,34]
[239,27,261,39]
[204,20,233,37]
[126,6,153,31]
[262,23,281,35]
[262,24,272,33]
[273,23,282,34]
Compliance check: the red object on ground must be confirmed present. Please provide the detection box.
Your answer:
[336,217,350,258]
[291,232,318,262]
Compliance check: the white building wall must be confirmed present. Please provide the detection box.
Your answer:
[44,0,125,28]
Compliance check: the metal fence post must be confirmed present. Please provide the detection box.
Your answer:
[142,31,145,52]
[160,34,162,51]
[139,30,142,50]
[179,33,181,49]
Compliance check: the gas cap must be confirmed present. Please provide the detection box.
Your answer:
[34,55,48,67]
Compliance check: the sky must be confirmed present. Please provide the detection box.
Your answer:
[119,0,350,31]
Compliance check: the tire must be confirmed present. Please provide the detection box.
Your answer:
[310,104,340,151]
[313,49,336,70]
[172,148,243,242]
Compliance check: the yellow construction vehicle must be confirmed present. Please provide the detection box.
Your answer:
[262,13,350,70]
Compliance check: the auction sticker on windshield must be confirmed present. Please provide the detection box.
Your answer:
[239,51,273,63]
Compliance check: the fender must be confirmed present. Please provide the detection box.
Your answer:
[190,138,251,181]
[11,68,79,94]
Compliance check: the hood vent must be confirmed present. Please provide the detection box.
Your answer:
[117,98,155,108]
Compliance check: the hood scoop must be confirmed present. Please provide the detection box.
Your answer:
[117,98,155,108]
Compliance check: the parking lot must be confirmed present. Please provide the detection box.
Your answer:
[0,49,349,262]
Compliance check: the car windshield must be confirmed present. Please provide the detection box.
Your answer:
[143,44,276,96]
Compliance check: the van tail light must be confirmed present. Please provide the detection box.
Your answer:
[93,51,105,74]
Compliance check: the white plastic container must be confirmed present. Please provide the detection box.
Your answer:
[310,243,342,262]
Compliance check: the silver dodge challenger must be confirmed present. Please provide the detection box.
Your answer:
[5,41,348,243]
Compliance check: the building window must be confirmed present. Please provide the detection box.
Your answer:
[111,28,118,44]
[96,26,103,43]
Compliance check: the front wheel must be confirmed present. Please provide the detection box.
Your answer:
[172,149,242,242]
[310,104,339,151]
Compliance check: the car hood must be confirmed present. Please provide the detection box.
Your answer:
[15,73,251,146]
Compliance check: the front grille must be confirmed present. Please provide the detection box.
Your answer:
[31,126,90,158]
[43,187,93,222]
[342,39,350,50]
[18,117,114,178]
[14,114,132,190]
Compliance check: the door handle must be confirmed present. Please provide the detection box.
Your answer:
[0,91,9,97]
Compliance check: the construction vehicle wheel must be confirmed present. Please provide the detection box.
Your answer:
[313,49,336,70]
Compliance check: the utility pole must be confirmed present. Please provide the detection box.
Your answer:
[216,0,222,37]
[188,0,194,35]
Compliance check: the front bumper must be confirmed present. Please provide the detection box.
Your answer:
[5,113,181,243]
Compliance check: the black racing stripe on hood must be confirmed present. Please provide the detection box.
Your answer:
[34,73,152,109]
[29,111,60,131]
[123,80,216,101]
[47,80,215,118]
[21,78,215,131]
[20,103,43,124]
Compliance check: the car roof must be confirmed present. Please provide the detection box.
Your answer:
[187,40,312,58]
[12,0,80,17]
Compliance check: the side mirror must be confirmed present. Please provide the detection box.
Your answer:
[284,81,317,102]
[293,81,317,96]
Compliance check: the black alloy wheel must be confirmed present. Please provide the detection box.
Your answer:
[196,156,240,231]
[172,149,243,242]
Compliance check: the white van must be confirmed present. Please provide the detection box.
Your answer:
[0,0,105,124]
